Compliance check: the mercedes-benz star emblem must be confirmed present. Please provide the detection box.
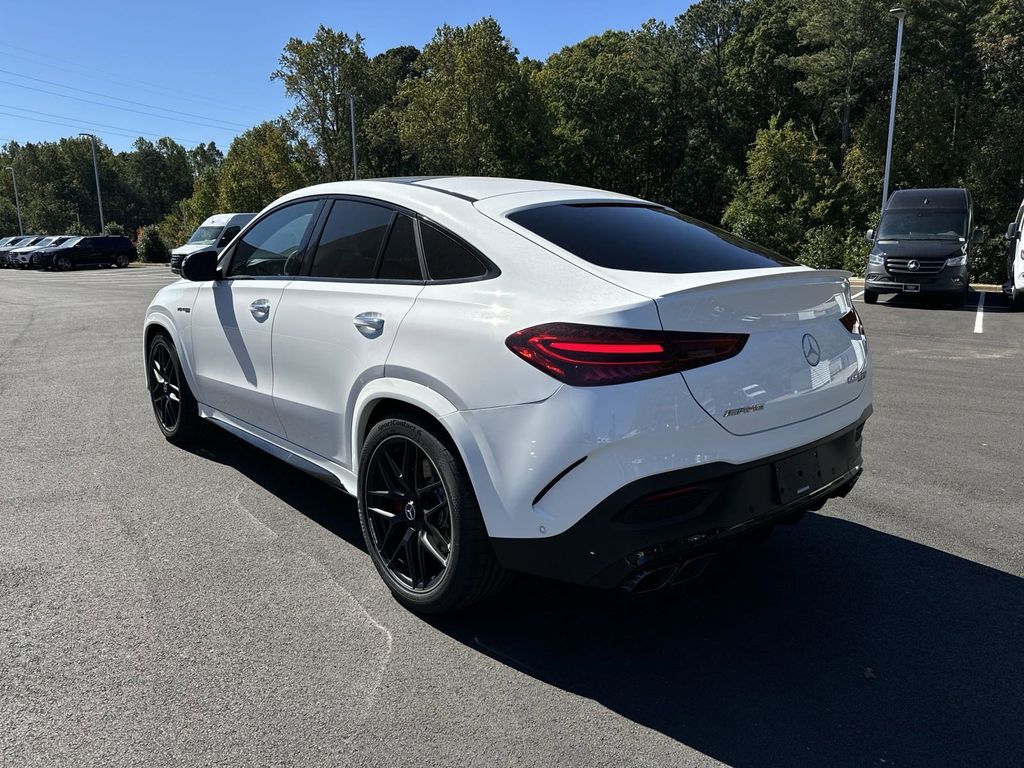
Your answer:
[403,500,417,522]
[802,334,821,367]
[907,259,920,271]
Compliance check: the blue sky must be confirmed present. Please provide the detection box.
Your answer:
[0,0,693,153]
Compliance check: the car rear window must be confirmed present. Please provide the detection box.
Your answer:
[507,203,796,273]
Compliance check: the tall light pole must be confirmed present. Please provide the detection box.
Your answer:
[5,166,23,235]
[79,133,105,233]
[881,7,907,218]
[337,91,358,180]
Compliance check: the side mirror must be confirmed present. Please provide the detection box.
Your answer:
[1006,222,1018,241]
[864,228,875,244]
[971,227,985,244]
[181,249,220,281]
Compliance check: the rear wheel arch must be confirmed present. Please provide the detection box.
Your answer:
[360,398,458,459]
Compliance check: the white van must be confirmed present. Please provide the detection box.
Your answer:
[170,213,255,274]
[1006,199,1024,309]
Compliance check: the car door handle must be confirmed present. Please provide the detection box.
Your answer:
[249,298,271,320]
[353,312,385,337]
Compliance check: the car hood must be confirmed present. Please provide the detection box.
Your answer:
[873,239,966,259]
[171,243,214,256]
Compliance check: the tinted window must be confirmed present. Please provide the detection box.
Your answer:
[378,215,422,280]
[420,222,488,280]
[508,204,795,274]
[218,226,241,247]
[309,201,392,279]
[229,200,318,278]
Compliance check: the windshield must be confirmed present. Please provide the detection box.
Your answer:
[877,210,967,241]
[187,225,224,245]
[32,237,59,248]
[56,237,82,249]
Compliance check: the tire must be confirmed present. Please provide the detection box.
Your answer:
[1011,280,1023,311]
[357,415,510,614]
[146,333,203,446]
[115,255,129,268]
[863,290,878,305]
[55,255,72,271]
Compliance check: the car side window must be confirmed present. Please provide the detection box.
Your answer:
[309,200,394,279]
[1016,204,1024,230]
[228,201,319,278]
[218,226,241,248]
[377,214,422,281]
[420,221,488,281]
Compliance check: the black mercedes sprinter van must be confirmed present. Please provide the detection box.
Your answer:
[863,188,983,304]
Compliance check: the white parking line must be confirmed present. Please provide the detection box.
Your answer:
[851,290,865,300]
[974,292,986,334]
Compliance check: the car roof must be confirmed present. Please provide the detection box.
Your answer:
[886,188,970,210]
[274,176,646,211]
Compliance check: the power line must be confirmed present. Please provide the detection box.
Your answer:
[0,67,251,129]
[0,41,273,120]
[0,104,206,146]
[0,109,158,144]
[0,78,245,134]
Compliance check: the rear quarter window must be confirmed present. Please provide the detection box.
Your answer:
[507,203,795,274]
[420,222,489,280]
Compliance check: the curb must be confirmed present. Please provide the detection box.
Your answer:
[848,277,1003,293]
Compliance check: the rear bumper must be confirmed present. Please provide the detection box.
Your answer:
[866,267,967,295]
[491,406,870,588]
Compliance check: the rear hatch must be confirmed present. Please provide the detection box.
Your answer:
[600,267,866,435]
[483,196,868,435]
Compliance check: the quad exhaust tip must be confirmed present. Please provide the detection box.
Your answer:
[622,553,716,594]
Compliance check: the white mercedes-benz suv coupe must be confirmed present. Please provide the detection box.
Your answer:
[144,177,871,612]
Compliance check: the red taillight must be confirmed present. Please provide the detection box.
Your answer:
[505,323,748,386]
[840,308,864,335]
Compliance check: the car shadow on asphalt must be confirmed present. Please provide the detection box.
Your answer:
[186,430,1024,766]
[185,427,367,552]
[431,516,1024,767]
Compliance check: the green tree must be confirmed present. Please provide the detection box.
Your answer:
[398,18,535,176]
[722,117,839,256]
[217,122,308,211]
[137,225,170,263]
[273,26,372,181]
[780,0,890,165]
[535,25,684,205]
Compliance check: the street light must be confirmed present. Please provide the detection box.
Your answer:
[79,133,105,233]
[881,7,907,218]
[337,91,358,180]
[5,165,23,236]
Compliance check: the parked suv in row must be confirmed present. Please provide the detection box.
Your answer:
[6,235,74,268]
[0,235,45,267]
[32,235,137,270]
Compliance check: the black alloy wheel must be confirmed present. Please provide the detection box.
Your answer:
[148,337,182,434]
[55,255,72,271]
[115,254,129,268]
[363,435,453,592]
[357,416,511,613]
[146,334,202,445]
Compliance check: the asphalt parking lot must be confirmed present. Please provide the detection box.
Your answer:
[2,266,1022,767]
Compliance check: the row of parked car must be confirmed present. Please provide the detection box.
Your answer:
[0,234,138,270]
